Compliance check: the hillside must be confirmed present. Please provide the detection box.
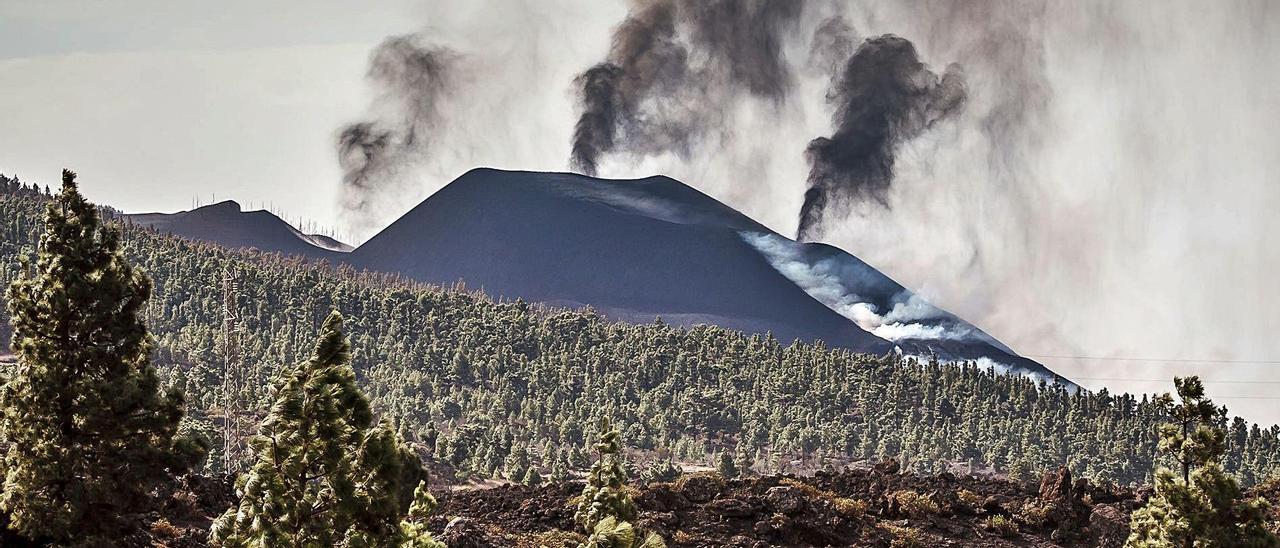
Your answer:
[123,168,1061,381]
[351,169,892,357]
[127,200,347,260]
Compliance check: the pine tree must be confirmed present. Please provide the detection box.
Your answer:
[0,170,205,543]
[1126,377,1278,548]
[575,418,637,531]
[522,466,544,487]
[734,444,755,478]
[210,311,425,547]
[640,458,681,484]
[505,444,530,482]
[583,517,666,548]
[575,418,664,548]
[551,453,571,483]
[398,481,446,548]
[716,450,739,479]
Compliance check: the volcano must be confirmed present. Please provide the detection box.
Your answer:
[131,168,1065,382]
[128,200,349,258]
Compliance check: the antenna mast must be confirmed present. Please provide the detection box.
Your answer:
[221,267,245,473]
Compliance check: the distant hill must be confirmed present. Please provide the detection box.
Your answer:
[122,168,1063,382]
[127,201,348,259]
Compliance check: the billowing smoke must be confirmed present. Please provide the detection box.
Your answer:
[571,64,627,176]
[682,1,802,98]
[570,1,687,175]
[569,0,803,175]
[568,7,970,243]
[338,34,457,236]
[797,35,966,241]
[741,231,978,344]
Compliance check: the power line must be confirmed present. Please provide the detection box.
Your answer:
[1074,377,1280,385]
[1070,377,1280,400]
[1026,354,1280,365]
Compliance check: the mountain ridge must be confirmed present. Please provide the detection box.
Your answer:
[127,168,1064,382]
[127,200,348,259]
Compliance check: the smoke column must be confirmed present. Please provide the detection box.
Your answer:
[337,34,457,237]
[797,34,966,241]
[570,1,687,175]
[569,0,803,176]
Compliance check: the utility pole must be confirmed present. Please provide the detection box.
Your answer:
[221,267,244,473]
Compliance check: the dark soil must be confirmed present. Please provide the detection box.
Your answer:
[137,461,1280,547]
[425,461,1142,547]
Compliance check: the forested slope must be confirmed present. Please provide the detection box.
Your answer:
[1,175,1277,489]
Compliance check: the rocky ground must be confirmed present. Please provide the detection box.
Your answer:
[424,460,1141,547]
[138,459,1280,547]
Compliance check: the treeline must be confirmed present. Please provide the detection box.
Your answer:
[1,173,1279,491]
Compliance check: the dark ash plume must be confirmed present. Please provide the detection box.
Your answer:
[570,63,626,176]
[683,1,803,99]
[570,1,686,175]
[570,0,804,176]
[337,123,393,218]
[338,34,457,231]
[798,35,966,241]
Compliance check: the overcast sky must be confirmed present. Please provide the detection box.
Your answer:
[0,1,430,236]
[3,1,1280,424]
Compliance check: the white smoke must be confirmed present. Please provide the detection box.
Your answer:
[741,231,974,343]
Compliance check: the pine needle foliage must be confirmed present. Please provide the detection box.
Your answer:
[583,517,666,548]
[575,418,664,548]
[210,310,425,547]
[398,480,446,548]
[1126,377,1279,548]
[0,170,204,543]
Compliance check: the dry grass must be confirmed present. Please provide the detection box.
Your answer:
[780,477,839,500]
[149,518,181,539]
[957,488,984,509]
[776,477,869,520]
[515,529,584,548]
[882,523,926,548]
[833,497,869,519]
[674,471,726,492]
[1018,501,1053,527]
[890,489,941,516]
[984,515,1020,538]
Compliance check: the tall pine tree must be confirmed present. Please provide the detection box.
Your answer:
[210,310,425,547]
[0,169,204,542]
[575,418,664,548]
[398,481,446,548]
[1126,377,1278,547]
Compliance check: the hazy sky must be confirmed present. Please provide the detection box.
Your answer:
[0,1,426,237]
[3,1,1279,423]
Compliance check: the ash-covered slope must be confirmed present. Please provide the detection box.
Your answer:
[350,168,891,353]
[127,201,348,259]
[350,168,1062,381]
